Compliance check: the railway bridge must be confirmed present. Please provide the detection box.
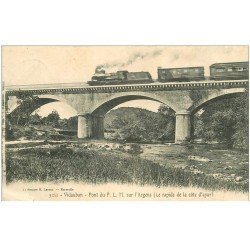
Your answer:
[5,80,248,143]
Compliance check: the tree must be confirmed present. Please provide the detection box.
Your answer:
[67,116,78,130]
[29,113,42,125]
[193,91,248,149]
[42,110,60,127]
[158,105,175,118]
[120,122,147,142]
[112,116,130,129]
[157,105,176,140]
[58,119,68,129]
[9,91,39,125]
[108,107,176,142]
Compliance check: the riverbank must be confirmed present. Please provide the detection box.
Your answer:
[140,143,249,186]
[4,141,249,194]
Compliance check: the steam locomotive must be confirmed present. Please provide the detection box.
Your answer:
[88,61,248,85]
[87,69,153,85]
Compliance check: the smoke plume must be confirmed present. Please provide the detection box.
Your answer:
[95,49,163,72]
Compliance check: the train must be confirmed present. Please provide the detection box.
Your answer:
[87,61,249,85]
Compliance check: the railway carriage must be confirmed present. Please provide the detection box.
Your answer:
[210,62,249,80]
[157,66,205,82]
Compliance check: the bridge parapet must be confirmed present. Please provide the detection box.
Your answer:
[4,80,248,96]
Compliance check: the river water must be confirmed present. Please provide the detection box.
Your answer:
[140,143,249,184]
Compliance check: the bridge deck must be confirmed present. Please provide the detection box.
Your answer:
[4,79,248,95]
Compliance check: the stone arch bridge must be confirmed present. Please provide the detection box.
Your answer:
[5,80,248,143]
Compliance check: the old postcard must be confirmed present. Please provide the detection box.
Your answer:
[1,45,249,201]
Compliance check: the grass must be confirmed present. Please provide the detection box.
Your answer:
[5,146,248,192]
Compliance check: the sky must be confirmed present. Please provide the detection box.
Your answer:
[3,46,248,118]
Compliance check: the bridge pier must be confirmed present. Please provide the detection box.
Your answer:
[92,114,104,139]
[77,114,104,139]
[77,114,93,138]
[175,111,191,143]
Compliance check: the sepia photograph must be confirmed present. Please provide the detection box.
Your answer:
[1,1,250,250]
[1,45,249,200]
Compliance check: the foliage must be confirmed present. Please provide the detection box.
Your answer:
[5,119,14,140]
[6,113,77,141]
[29,113,42,125]
[41,110,60,127]
[9,92,40,125]
[157,105,176,140]
[105,107,175,142]
[194,91,248,149]
[158,104,175,118]
[66,116,78,130]
[6,146,248,192]
[189,89,209,102]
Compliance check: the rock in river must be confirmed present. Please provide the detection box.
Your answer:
[235,176,243,182]
[188,155,212,162]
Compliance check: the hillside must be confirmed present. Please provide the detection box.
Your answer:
[105,107,175,142]
[105,107,159,128]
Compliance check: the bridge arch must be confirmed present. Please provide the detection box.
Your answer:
[8,94,77,122]
[188,88,247,115]
[78,92,177,140]
[78,88,247,141]
[187,88,247,144]
[92,93,175,115]
[90,91,178,115]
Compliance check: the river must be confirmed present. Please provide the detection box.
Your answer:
[5,140,249,186]
[140,143,249,184]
